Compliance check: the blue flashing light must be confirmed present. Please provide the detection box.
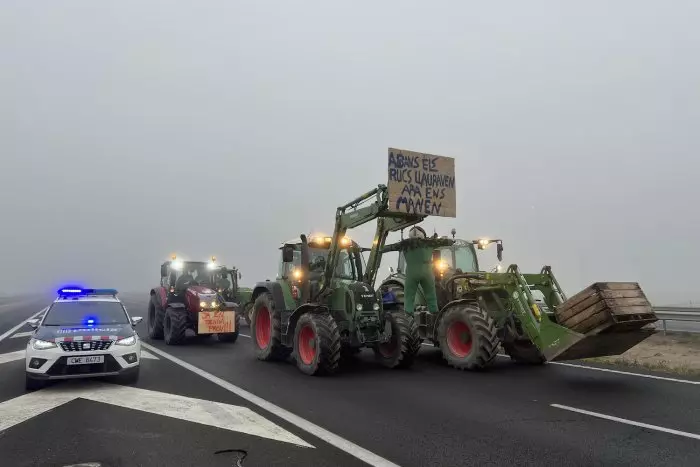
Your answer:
[83,315,99,327]
[57,287,119,297]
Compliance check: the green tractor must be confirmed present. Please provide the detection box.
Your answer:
[209,265,254,326]
[249,186,425,376]
[378,229,659,370]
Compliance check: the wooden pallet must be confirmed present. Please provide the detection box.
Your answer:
[554,282,657,335]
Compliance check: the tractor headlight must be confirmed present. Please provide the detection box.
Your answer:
[456,285,463,294]
[200,301,208,308]
[31,339,57,350]
[211,301,218,308]
[373,303,380,311]
[356,303,363,312]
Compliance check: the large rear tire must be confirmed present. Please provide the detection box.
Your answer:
[147,297,164,340]
[373,311,421,369]
[437,302,500,370]
[164,307,188,345]
[502,340,546,365]
[293,312,341,376]
[251,292,291,361]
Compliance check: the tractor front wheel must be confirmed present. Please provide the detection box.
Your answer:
[147,298,164,340]
[163,307,187,345]
[437,302,499,370]
[251,292,291,361]
[218,313,240,343]
[373,311,421,369]
[293,311,341,376]
[243,302,253,326]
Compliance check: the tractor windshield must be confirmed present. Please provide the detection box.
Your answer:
[435,245,478,273]
[280,245,359,281]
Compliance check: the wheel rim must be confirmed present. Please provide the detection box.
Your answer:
[297,324,316,365]
[446,320,472,358]
[255,306,272,349]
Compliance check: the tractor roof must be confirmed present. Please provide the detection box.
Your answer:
[280,235,360,249]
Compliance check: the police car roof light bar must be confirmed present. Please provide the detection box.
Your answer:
[57,287,119,297]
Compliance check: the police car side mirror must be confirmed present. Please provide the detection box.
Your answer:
[26,318,40,329]
[130,316,143,326]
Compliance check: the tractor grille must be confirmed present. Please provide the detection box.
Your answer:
[46,354,122,376]
[60,341,113,352]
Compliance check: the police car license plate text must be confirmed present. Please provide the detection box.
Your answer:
[67,356,104,365]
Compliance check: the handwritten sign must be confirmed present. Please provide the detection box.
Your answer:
[387,148,456,217]
[198,311,236,334]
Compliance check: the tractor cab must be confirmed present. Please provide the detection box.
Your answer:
[278,235,366,286]
[159,257,218,295]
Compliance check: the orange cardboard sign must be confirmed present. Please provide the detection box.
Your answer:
[198,311,236,334]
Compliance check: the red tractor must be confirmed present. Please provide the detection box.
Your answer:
[148,256,240,345]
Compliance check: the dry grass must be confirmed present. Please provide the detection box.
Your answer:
[583,331,700,376]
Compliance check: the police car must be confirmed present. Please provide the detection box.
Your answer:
[24,287,142,391]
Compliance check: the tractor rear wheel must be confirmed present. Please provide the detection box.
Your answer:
[147,298,164,340]
[373,311,421,369]
[164,307,187,345]
[437,302,499,370]
[293,312,341,376]
[252,292,291,361]
[502,340,546,365]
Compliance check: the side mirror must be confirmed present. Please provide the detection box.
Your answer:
[432,250,441,264]
[282,245,294,263]
[27,318,40,329]
[130,316,143,326]
[389,266,395,274]
[160,265,167,277]
[497,243,503,262]
[238,272,242,279]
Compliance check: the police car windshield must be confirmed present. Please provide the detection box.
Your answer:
[43,302,130,326]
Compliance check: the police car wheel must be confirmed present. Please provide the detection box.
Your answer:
[25,374,46,391]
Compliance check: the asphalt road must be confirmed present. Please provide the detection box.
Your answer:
[2,295,700,466]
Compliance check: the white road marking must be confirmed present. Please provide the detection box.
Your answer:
[140,350,159,360]
[11,331,34,339]
[0,306,48,344]
[422,341,700,386]
[240,333,251,338]
[552,403,700,441]
[141,342,401,467]
[0,382,312,447]
[546,361,700,386]
[0,350,26,365]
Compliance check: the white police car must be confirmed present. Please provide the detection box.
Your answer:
[25,287,142,391]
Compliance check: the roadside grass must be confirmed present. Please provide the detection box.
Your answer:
[582,331,700,377]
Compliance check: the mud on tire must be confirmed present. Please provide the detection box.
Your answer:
[251,292,291,361]
[164,307,187,345]
[293,311,341,376]
[147,297,165,340]
[437,302,500,370]
[373,311,421,369]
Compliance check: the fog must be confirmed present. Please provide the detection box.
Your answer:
[1,1,698,305]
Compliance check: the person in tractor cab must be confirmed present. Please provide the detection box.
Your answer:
[216,270,231,291]
[176,265,197,291]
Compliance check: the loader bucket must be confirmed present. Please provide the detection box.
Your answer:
[538,282,658,362]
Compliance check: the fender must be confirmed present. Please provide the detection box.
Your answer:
[282,303,330,346]
[251,281,286,314]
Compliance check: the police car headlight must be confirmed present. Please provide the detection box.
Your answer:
[115,335,137,346]
[31,338,57,350]
[373,303,380,311]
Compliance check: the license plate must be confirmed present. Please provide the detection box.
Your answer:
[67,355,104,365]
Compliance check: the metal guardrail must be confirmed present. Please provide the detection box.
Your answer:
[652,306,700,334]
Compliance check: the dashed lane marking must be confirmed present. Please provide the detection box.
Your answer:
[11,331,34,339]
[0,307,47,344]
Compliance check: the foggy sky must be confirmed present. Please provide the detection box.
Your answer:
[1,1,698,305]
